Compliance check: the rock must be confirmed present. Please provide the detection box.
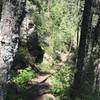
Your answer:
[39,32,51,47]
[38,94,55,100]
[29,74,50,84]
[20,15,35,43]
[26,0,37,12]
[20,0,38,43]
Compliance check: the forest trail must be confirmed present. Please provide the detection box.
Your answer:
[28,51,73,100]
[29,73,51,84]
[28,72,55,100]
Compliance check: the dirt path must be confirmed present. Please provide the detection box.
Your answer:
[27,72,55,100]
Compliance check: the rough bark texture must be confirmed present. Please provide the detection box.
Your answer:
[0,0,2,20]
[20,0,36,43]
[93,16,100,93]
[70,0,100,99]
[0,0,26,99]
[70,0,94,99]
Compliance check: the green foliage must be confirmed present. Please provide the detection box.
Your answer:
[7,67,36,100]
[7,0,79,99]
[37,53,54,72]
[39,62,53,72]
[31,0,78,55]
[13,67,36,89]
[48,64,74,99]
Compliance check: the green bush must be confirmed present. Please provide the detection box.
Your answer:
[48,64,74,99]
[31,0,78,55]
[12,67,36,89]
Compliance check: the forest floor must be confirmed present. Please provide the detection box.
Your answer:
[7,70,56,100]
[7,51,73,100]
[28,72,55,100]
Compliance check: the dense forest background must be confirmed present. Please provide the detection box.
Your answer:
[0,0,100,100]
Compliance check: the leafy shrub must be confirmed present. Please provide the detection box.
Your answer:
[39,62,53,72]
[31,0,78,55]
[12,67,36,89]
[48,64,74,99]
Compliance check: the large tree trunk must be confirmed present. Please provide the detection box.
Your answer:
[0,0,26,99]
[93,16,100,97]
[70,0,100,99]
[70,0,94,99]
[0,0,3,20]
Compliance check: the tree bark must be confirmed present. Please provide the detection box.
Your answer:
[70,0,94,99]
[93,16,100,95]
[0,0,3,20]
[0,0,26,99]
[70,0,100,99]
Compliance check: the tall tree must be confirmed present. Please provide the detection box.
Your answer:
[70,0,94,99]
[93,16,100,97]
[0,0,26,99]
[0,0,2,20]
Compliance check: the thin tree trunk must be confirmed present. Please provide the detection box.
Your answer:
[0,0,2,20]
[0,0,26,99]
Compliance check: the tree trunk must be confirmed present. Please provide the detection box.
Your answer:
[0,0,3,20]
[70,0,94,99]
[70,0,100,99]
[0,0,26,99]
[93,16,100,97]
